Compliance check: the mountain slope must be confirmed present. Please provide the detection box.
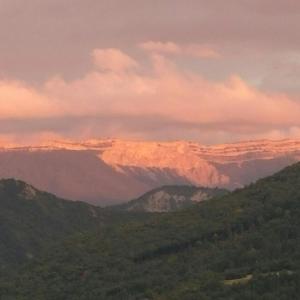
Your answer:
[0,138,299,204]
[116,185,228,212]
[3,163,300,299]
[0,178,103,269]
[0,150,148,205]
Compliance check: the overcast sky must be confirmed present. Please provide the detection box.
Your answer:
[1,0,300,145]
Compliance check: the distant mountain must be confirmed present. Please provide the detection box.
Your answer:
[0,138,299,204]
[3,163,300,299]
[116,185,228,212]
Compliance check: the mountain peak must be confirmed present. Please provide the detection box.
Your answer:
[0,178,38,200]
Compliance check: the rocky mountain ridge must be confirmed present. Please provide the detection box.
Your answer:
[115,185,228,212]
[3,138,300,159]
[0,138,299,204]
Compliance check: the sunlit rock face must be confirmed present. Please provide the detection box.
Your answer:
[0,139,299,205]
[115,185,228,212]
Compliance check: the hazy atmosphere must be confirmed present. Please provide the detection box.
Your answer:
[1,0,300,144]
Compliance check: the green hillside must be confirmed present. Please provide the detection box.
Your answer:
[0,179,99,269]
[1,163,300,299]
[0,179,146,272]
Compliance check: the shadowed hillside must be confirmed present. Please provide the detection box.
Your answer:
[1,163,300,299]
[0,179,148,271]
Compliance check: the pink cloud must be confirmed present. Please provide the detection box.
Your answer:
[139,41,221,59]
[92,48,139,73]
[139,41,181,54]
[44,51,300,130]
[184,44,221,58]
[0,47,300,143]
[0,80,60,119]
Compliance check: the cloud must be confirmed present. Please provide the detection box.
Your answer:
[1,0,300,88]
[1,47,300,144]
[139,41,181,54]
[92,48,139,72]
[140,41,220,59]
[0,80,60,119]
[184,44,221,58]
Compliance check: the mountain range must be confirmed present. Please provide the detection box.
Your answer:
[0,138,299,205]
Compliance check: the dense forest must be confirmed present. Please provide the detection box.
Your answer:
[1,163,300,299]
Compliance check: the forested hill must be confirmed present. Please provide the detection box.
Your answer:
[2,163,300,299]
[0,178,147,271]
[0,178,103,270]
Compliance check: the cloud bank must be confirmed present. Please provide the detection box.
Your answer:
[1,44,300,144]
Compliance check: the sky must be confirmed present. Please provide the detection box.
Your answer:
[1,0,300,145]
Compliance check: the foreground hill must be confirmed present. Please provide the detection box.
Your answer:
[116,185,228,212]
[0,138,299,204]
[2,163,300,299]
[0,178,103,270]
[0,179,146,271]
